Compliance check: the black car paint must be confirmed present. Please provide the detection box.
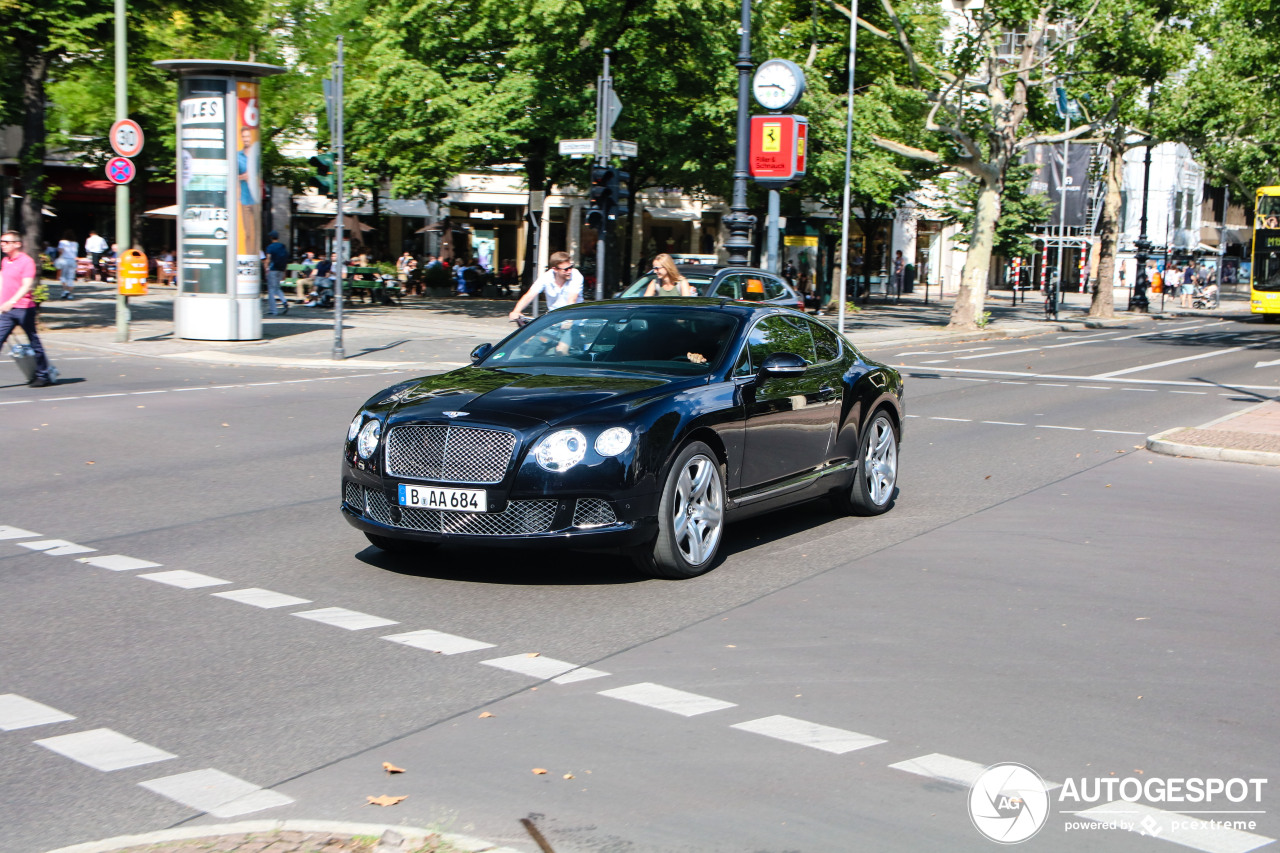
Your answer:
[342,300,902,549]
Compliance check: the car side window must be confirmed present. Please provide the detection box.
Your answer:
[810,319,842,362]
[714,275,740,299]
[743,314,817,370]
[742,275,769,301]
[764,277,787,300]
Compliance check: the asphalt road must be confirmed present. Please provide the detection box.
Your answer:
[2,315,1278,853]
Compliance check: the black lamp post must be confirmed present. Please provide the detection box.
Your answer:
[1129,138,1152,313]
[724,0,756,266]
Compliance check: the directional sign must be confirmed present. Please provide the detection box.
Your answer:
[105,156,136,185]
[611,140,638,159]
[109,119,145,158]
[607,89,623,129]
[558,138,597,157]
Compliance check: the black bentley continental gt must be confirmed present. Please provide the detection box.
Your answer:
[341,299,904,578]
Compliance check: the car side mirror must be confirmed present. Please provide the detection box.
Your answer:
[470,342,494,364]
[758,352,807,378]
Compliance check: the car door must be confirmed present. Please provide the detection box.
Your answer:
[735,314,841,494]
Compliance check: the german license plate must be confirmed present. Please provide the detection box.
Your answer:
[398,484,487,512]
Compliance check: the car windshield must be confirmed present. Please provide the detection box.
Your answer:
[618,273,714,298]
[482,306,740,374]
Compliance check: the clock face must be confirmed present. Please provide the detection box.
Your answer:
[753,59,805,111]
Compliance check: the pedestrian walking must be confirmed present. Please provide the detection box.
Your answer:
[85,230,108,281]
[263,230,289,315]
[0,231,55,387]
[508,252,583,320]
[892,250,905,294]
[55,230,78,299]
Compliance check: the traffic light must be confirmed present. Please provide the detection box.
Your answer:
[309,152,336,197]
[608,170,630,217]
[588,166,615,231]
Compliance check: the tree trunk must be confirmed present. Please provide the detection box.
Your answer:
[949,180,1001,329]
[521,142,548,289]
[18,47,48,253]
[1089,142,1123,318]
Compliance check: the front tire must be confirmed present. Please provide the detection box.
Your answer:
[835,409,898,516]
[633,441,726,579]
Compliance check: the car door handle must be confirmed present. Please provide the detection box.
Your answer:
[819,385,838,400]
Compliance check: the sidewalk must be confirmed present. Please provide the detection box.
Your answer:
[1147,401,1280,466]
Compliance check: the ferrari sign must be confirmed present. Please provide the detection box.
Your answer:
[750,115,808,187]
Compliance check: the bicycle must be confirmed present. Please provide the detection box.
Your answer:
[1043,282,1059,321]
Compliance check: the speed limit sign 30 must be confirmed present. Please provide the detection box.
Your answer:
[109,119,145,158]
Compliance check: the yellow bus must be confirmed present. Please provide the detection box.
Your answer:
[1251,186,1280,321]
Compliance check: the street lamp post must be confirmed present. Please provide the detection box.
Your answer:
[724,0,756,266]
[1130,138,1152,313]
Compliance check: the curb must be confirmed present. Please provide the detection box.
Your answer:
[42,819,525,853]
[1146,428,1280,467]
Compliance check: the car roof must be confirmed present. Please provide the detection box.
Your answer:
[674,265,779,276]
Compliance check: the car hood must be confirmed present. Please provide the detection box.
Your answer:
[384,367,688,427]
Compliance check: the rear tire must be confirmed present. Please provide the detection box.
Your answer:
[834,409,898,516]
[364,532,436,555]
[632,441,726,579]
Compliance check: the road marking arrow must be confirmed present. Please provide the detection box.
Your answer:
[1255,358,1280,368]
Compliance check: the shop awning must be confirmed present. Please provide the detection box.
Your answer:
[144,205,179,219]
[645,205,701,222]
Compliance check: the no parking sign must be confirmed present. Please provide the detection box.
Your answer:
[105,156,136,185]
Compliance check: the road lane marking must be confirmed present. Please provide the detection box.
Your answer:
[17,539,95,556]
[1072,801,1274,853]
[731,715,887,754]
[140,768,294,818]
[1077,385,1111,390]
[1037,383,1069,387]
[896,346,995,356]
[0,525,40,539]
[35,728,176,771]
[599,683,736,716]
[1169,390,1208,395]
[930,417,971,422]
[897,364,1280,392]
[77,555,162,571]
[1036,425,1086,431]
[482,654,609,682]
[291,607,399,631]
[211,588,313,609]
[1092,429,1146,435]
[999,381,1028,385]
[138,570,231,589]
[1122,387,1157,392]
[982,421,1026,426]
[957,347,1040,360]
[1092,347,1246,378]
[890,752,988,787]
[921,359,949,364]
[383,629,496,655]
[0,695,75,731]
[3,373,397,406]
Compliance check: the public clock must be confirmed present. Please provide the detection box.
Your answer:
[752,59,806,112]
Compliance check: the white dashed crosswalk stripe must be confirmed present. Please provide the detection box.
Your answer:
[0,694,75,731]
[77,555,163,571]
[17,539,95,555]
[0,525,40,540]
[291,607,399,631]
[138,570,231,589]
[598,682,737,717]
[1073,801,1274,853]
[889,752,988,787]
[482,654,609,682]
[731,715,887,754]
[382,629,496,655]
[35,728,176,771]
[211,588,312,609]
[139,768,294,818]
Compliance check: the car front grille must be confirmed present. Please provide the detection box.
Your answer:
[360,487,557,536]
[572,498,617,529]
[385,425,516,484]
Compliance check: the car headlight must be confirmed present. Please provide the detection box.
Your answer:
[594,426,632,457]
[534,428,587,472]
[357,419,382,459]
[348,413,364,441]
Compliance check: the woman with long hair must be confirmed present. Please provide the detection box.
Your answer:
[643,253,696,297]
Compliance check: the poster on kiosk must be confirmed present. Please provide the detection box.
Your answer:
[157,59,284,341]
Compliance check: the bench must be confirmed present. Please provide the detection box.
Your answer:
[286,264,310,299]
[344,267,403,305]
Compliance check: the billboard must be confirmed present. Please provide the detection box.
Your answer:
[1024,144,1090,227]
[178,77,231,294]
[235,81,262,297]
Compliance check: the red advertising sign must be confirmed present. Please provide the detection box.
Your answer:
[750,115,808,187]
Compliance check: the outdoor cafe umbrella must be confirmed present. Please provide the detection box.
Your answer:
[322,215,376,232]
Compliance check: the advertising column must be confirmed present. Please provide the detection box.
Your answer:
[157,59,284,341]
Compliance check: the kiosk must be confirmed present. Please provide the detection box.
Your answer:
[154,59,285,340]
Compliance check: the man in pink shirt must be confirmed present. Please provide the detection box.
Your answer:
[1,231,54,386]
